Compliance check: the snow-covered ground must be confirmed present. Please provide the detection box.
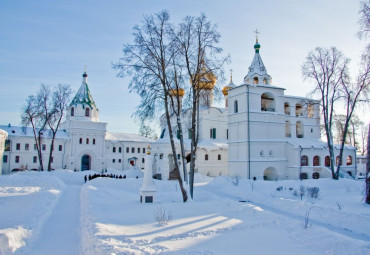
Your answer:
[0,170,369,255]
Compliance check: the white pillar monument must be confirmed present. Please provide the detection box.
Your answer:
[140,145,156,203]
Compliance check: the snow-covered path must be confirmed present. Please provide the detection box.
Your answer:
[28,176,82,255]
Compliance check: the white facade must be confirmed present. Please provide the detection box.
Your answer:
[0,129,8,174]
[228,40,356,180]
[1,72,152,174]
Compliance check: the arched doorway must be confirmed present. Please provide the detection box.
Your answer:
[263,167,278,181]
[81,155,91,171]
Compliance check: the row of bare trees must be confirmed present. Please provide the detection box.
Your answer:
[302,1,370,180]
[21,84,71,171]
[113,10,227,201]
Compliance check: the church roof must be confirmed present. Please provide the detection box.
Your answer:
[0,125,69,139]
[70,72,97,109]
[243,40,272,83]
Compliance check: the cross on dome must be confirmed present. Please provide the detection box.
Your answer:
[254,29,260,42]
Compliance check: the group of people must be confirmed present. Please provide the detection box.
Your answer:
[84,173,137,183]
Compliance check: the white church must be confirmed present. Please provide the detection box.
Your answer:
[150,39,357,180]
[0,39,357,180]
[0,72,153,174]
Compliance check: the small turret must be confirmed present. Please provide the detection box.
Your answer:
[222,70,236,108]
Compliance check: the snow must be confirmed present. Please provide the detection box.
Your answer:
[105,132,154,143]
[1,170,370,254]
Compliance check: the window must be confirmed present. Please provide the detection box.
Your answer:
[138,148,140,153]
[296,121,304,138]
[176,130,181,139]
[42,144,46,151]
[346,156,352,165]
[295,104,303,116]
[3,155,8,163]
[34,144,37,150]
[126,147,129,153]
[260,150,265,157]
[118,159,121,163]
[112,159,115,163]
[86,138,89,144]
[313,156,320,166]
[113,147,116,153]
[269,150,274,156]
[119,147,122,153]
[205,154,209,160]
[285,121,291,137]
[307,103,314,118]
[226,129,229,140]
[143,148,145,153]
[325,156,331,167]
[16,143,20,150]
[261,92,276,112]
[33,156,37,163]
[79,138,82,144]
[132,147,135,153]
[253,77,259,84]
[301,155,308,166]
[234,100,238,113]
[59,145,63,151]
[188,129,193,139]
[284,102,290,115]
[5,140,10,151]
[93,138,96,145]
[142,158,145,163]
[71,107,74,116]
[210,128,216,139]
[312,172,320,179]
[218,154,221,160]
[15,156,19,163]
[24,143,29,150]
[300,173,308,179]
[85,108,90,117]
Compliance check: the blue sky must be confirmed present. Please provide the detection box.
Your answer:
[0,0,367,134]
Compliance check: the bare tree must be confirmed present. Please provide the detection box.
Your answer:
[139,123,158,140]
[175,14,228,198]
[47,84,71,171]
[113,10,188,202]
[302,47,369,179]
[21,84,52,171]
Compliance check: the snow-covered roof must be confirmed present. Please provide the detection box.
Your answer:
[287,138,356,150]
[105,132,153,143]
[198,139,228,151]
[0,125,69,139]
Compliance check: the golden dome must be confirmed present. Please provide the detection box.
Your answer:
[169,88,185,97]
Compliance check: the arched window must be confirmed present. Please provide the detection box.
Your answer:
[284,102,290,115]
[253,77,259,84]
[261,92,275,112]
[325,156,331,167]
[285,121,291,137]
[313,155,320,166]
[85,107,90,117]
[296,104,302,116]
[79,138,82,144]
[218,154,221,160]
[336,156,341,166]
[346,155,352,165]
[301,155,308,166]
[307,103,314,118]
[142,158,145,163]
[71,107,74,116]
[260,150,264,157]
[234,100,238,113]
[296,121,304,138]
[93,138,96,145]
[205,154,209,161]
[86,138,89,144]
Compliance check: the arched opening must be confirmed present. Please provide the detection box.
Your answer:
[234,100,238,113]
[301,155,308,166]
[85,107,90,117]
[284,102,290,115]
[205,154,209,161]
[81,155,91,171]
[313,155,320,166]
[86,138,89,144]
[261,92,275,112]
[325,156,331,167]
[218,154,221,160]
[79,138,82,144]
[296,121,304,138]
[346,155,352,165]
[263,167,278,181]
[285,121,291,137]
[295,104,303,116]
[253,77,259,84]
[263,78,268,84]
[71,107,74,116]
[307,103,314,118]
[312,172,320,179]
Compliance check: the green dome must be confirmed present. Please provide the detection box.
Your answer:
[254,41,260,53]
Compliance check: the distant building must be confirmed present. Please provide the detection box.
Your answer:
[1,72,152,174]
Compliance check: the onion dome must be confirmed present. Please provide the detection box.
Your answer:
[222,72,236,96]
[169,88,185,97]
